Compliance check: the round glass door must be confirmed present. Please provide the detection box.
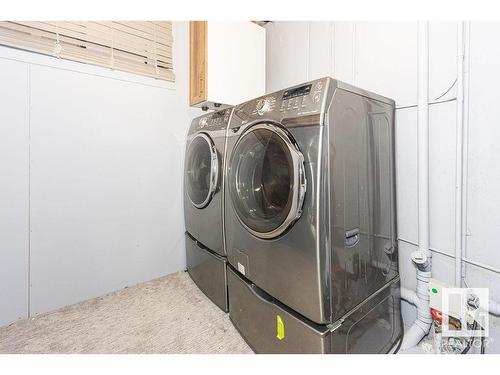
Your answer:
[185,133,219,209]
[229,123,306,239]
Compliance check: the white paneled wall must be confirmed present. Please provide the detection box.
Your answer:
[266,22,310,92]
[308,22,334,80]
[467,23,500,274]
[28,64,186,314]
[0,21,200,325]
[354,22,418,106]
[332,22,355,83]
[265,21,500,348]
[429,22,457,100]
[0,59,30,325]
[428,101,457,254]
[395,107,418,244]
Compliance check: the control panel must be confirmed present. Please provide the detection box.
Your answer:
[251,96,278,116]
[197,108,232,130]
[282,83,312,100]
[231,78,328,127]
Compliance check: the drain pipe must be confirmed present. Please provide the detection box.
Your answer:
[401,21,433,350]
[455,21,465,288]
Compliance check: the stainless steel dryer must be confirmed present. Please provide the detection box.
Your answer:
[224,78,403,353]
[184,108,232,312]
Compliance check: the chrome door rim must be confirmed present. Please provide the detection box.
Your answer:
[187,132,219,209]
[230,123,307,239]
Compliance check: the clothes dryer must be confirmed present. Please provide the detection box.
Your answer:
[184,108,232,311]
[224,78,403,353]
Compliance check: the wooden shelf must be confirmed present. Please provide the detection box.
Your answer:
[189,21,207,106]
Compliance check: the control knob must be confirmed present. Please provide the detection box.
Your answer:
[256,98,272,114]
[199,117,208,128]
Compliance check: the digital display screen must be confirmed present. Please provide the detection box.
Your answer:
[282,84,312,100]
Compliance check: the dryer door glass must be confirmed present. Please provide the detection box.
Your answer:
[186,133,218,209]
[229,124,306,238]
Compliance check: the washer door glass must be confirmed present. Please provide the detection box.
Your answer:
[229,124,305,238]
[186,133,218,209]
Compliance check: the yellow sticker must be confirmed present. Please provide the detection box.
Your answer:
[276,315,285,340]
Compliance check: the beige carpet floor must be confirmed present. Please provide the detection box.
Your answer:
[0,271,253,354]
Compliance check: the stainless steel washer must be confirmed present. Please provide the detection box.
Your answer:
[224,78,403,353]
[184,108,233,312]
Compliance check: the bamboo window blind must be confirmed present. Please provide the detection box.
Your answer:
[0,21,174,81]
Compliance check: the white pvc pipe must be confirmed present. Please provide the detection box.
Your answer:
[401,21,432,351]
[401,287,419,307]
[417,22,430,264]
[455,22,465,288]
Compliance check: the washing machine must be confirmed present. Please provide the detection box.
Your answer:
[184,107,232,312]
[224,77,403,353]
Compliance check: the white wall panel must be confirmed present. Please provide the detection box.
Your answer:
[466,22,500,271]
[429,101,457,253]
[429,22,458,101]
[28,65,187,315]
[431,252,455,286]
[0,23,198,320]
[466,263,500,304]
[354,22,418,106]
[332,22,355,83]
[395,107,418,243]
[0,59,30,326]
[308,22,333,81]
[265,22,309,93]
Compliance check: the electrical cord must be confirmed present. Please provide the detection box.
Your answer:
[460,320,477,354]
[460,320,488,354]
[433,78,458,101]
[477,320,486,354]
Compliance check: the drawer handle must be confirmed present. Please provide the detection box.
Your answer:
[250,284,274,303]
[345,228,360,247]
